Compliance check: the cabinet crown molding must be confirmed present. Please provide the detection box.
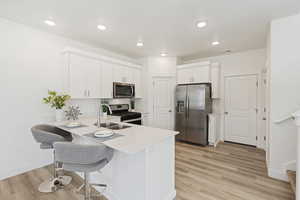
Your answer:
[62,47,142,69]
[177,61,210,69]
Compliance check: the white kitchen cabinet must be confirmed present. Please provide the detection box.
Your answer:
[177,68,190,84]
[194,65,210,83]
[208,114,217,146]
[68,53,101,99]
[210,63,220,99]
[177,61,220,98]
[101,61,114,98]
[64,47,143,99]
[177,62,210,84]
[142,113,150,126]
[132,68,142,98]
[113,64,132,83]
[68,54,87,98]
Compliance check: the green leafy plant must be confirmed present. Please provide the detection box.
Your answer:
[43,90,71,110]
[102,105,108,113]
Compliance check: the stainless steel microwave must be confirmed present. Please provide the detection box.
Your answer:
[113,82,135,98]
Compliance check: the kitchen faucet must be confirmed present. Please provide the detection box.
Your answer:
[97,104,112,128]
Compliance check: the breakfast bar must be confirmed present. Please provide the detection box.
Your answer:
[52,117,178,200]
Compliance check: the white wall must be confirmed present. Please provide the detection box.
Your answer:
[139,57,177,127]
[185,49,267,147]
[0,18,137,180]
[268,13,300,180]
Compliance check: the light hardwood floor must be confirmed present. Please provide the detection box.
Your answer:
[0,142,294,200]
[175,142,294,200]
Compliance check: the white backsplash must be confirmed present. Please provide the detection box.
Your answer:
[68,98,135,117]
[68,99,101,117]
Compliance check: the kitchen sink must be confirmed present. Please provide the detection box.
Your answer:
[94,122,131,130]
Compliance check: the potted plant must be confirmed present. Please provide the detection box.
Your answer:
[43,90,71,121]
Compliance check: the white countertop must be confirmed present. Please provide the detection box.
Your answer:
[52,117,178,154]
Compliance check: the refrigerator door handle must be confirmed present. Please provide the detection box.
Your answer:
[187,97,190,118]
[185,95,188,119]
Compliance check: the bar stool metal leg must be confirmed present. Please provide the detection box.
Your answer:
[84,172,91,200]
[38,151,72,193]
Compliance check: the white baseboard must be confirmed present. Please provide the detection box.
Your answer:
[164,189,176,200]
[284,160,296,171]
[268,167,288,182]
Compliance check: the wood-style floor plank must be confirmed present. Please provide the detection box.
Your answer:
[175,142,294,200]
[0,142,294,200]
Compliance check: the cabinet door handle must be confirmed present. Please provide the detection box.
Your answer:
[88,90,90,97]
[84,90,87,97]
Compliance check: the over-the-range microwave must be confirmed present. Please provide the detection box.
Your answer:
[113,82,135,98]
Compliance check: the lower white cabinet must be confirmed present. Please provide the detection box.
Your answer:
[208,114,217,146]
[142,113,150,126]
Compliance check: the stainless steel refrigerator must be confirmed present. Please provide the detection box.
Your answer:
[175,84,212,145]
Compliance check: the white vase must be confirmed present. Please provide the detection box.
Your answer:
[103,112,108,118]
[55,109,64,122]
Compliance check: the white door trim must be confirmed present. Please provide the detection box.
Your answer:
[223,73,259,146]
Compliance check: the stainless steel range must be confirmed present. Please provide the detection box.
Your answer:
[109,104,142,125]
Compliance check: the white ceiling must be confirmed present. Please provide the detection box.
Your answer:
[0,0,299,60]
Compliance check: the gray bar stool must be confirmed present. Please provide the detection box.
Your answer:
[31,124,73,193]
[54,142,114,200]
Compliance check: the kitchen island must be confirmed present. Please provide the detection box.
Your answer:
[53,117,178,200]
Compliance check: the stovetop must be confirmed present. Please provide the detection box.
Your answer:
[111,111,141,121]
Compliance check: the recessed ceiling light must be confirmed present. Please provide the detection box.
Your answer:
[44,20,56,26]
[97,24,107,31]
[212,41,220,46]
[136,41,144,47]
[161,52,167,57]
[196,21,207,28]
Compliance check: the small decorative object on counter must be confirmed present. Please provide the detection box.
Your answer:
[65,105,82,121]
[43,90,71,122]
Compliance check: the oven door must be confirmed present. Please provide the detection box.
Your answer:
[113,82,135,98]
[123,118,142,125]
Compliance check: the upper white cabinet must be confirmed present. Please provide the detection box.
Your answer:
[101,61,114,98]
[113,65,131,83]
[210,63,220,99]
[177,61,220,98]
[132,68,142,98]
[63,47,142,99]
[113,64,142,98]
[177,62,210,84]
[68,53,101,99]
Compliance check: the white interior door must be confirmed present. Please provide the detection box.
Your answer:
[224,75,258,146]
[153,77,174,130]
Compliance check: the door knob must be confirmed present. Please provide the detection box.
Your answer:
[169,110,172,113]
[224,112,228,114]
